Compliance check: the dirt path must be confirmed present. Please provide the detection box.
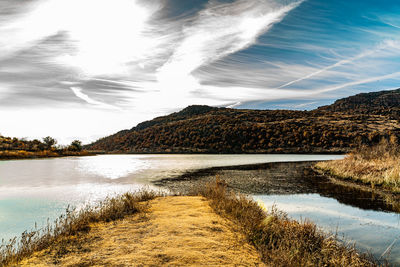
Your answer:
[20,196,265,266]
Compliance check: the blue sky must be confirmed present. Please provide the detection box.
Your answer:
[0,0,400,143]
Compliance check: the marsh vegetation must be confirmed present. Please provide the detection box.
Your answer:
[0,190,158,266]
[1,182,378,266]
[316,139,400,193]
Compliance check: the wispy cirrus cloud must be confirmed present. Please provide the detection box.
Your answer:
[276,39,400,89]
[2,0,400,143]
[70,87,120,110]
[0,83,10,100]
[316,71,400,94]
[0,0,304,107]
[156,0,303,91]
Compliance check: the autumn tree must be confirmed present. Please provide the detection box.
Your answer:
[68,140,83,152]
[43,136,57,150]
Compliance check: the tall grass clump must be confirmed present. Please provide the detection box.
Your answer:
[197,179,377,267]
[0,190,159,266]
[316,139,400,192]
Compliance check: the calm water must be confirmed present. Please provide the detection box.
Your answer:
[255,194,400,265]
[247,160,400,264]
[0,154,339,242]
[1,154,399,264]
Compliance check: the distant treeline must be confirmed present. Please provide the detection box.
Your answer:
[0,136,89,159]
[87,89,400,154]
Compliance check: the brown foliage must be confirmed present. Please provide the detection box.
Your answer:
[0,136,89,159]
[87,105,400,154]
[197,180,378,266]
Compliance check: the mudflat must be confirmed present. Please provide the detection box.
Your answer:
[20,196,265,266]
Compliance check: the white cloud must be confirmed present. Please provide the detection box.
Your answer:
[156,0,303,93]
[0,83,10,100]
[12,0,400,142]
[70,87,120,110]
[276,40,400,89]
[316,71,400,94]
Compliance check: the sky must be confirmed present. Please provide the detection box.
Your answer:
[1,0,400,144]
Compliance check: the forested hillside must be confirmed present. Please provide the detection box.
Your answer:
[86,89,400,154]
[317,89,400,118]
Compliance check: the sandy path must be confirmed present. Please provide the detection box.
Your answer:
[20,196,265,266]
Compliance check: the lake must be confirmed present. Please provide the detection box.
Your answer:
[1,154,399,264]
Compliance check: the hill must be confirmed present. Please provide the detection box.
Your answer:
[317,88,400,118]
[86,89,400,153]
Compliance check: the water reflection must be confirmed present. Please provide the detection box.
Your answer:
[255,194,400,265]
[0,154,338,242]
[218,161,400,213]
[161,160,400,265]
[76,155,151,180]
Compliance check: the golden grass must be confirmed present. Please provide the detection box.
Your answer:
[197,179,377,266]
[316,139,400,193]
[3,182,378,266]
[0,190,158,266]
[20,196,265,266]
[0,150,92,160]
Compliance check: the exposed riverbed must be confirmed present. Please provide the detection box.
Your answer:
[156,161,400,265]
[1,154,398,264]
[0,154,338,242]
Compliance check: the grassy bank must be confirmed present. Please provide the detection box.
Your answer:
[2,182,377,266]
[197,180,376,266]
[0,150,93,160]
[20,196,265,266]
[316,140,400,193]
[0,191,158,266]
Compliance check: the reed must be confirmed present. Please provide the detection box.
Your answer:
[1,182,380,266]
[196,179,378,266]
[0,190,159,266]
[316,139,400,193]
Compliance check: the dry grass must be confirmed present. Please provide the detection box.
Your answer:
[0,190,158,266]
[316,139,400,193]
[196,179,378,267]
[2,182,379,266]
[0,150,92,160]
[20,196,265,266]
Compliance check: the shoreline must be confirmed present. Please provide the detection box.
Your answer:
[8,183,376,267]
[154,160,400,213]
[19,196,265,267]
[1,159,396,266]
[314,166,400,197]
[153,160,320,194]
[97,150,348,155]
[0,151,96,161]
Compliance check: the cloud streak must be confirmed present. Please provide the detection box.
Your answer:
[276,40,396,89]
[317,71,400,94]
[157,0,303,89]
[70,87,120,110]
[0,83,10,100]
[2,0,400,143]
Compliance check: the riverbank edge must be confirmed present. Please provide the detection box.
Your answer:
[154,159,400,214]
[0,150,96,161]
[155,158,400,197]
[1,182,376,266]
[91,149,349,155]
[18,196,265,266]
[0,190,159,266]
[153,160,323,194]
[313,165,400,206]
